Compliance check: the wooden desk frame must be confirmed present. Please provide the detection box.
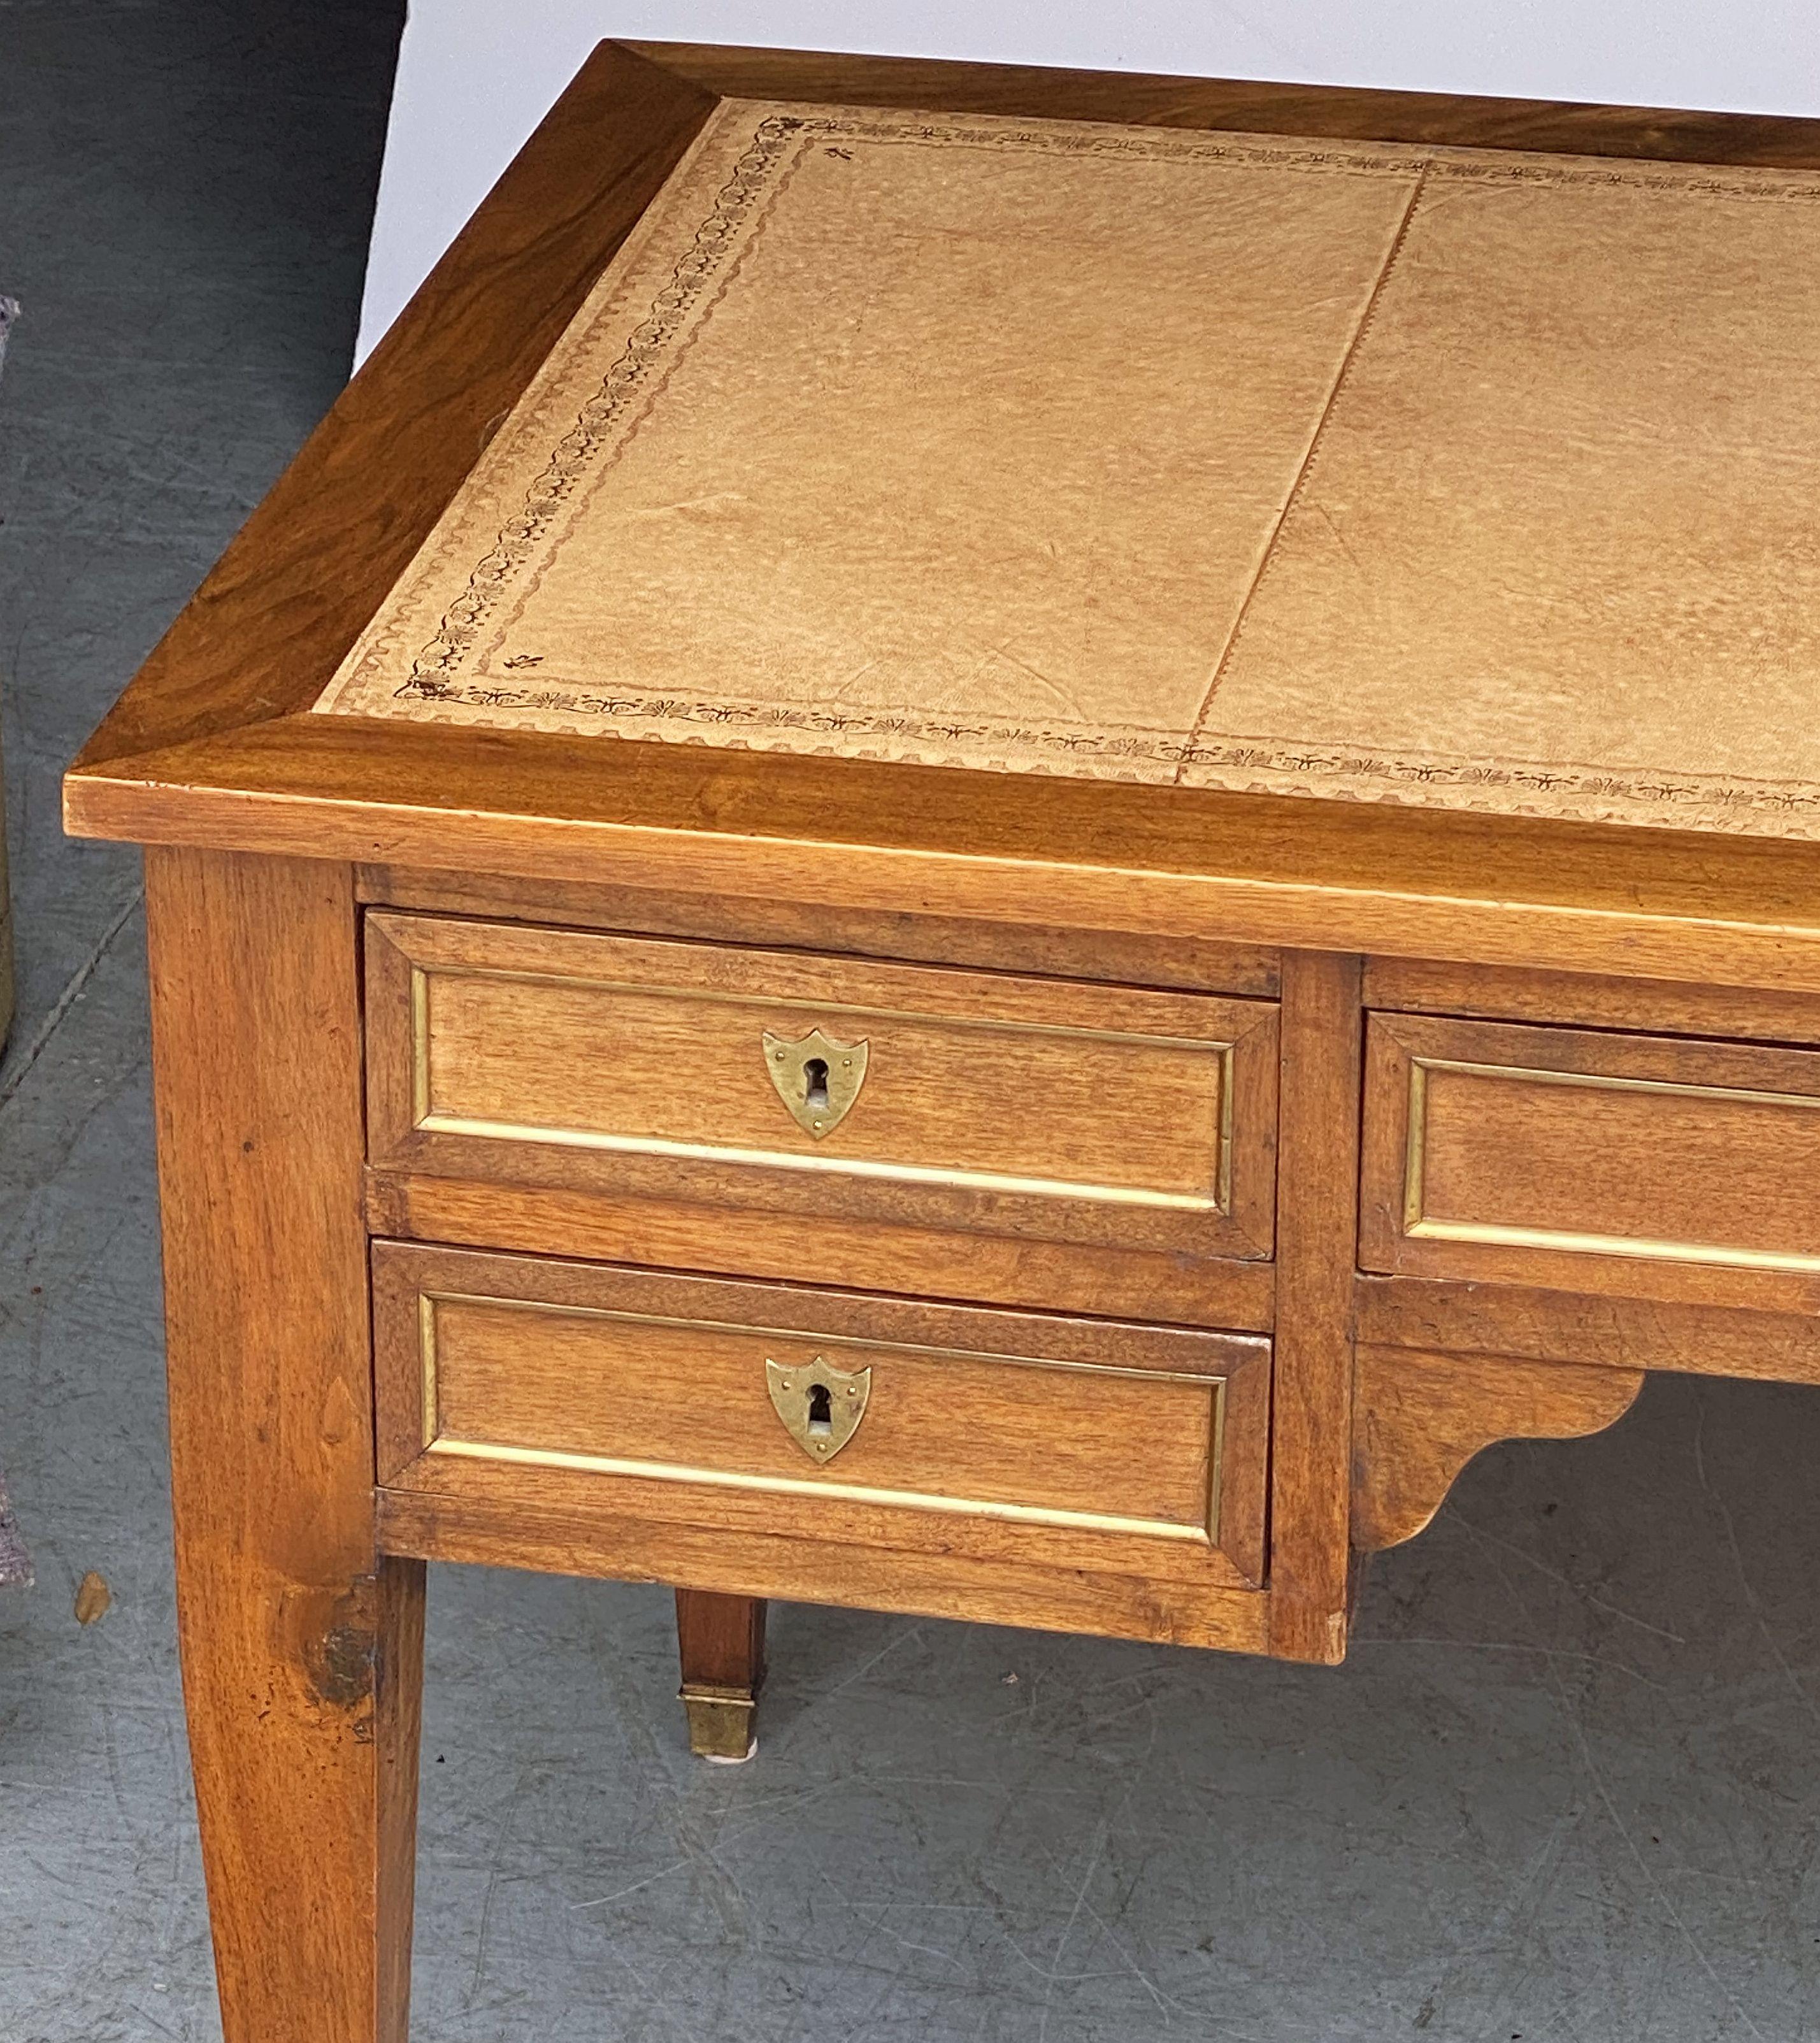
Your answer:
[68,43,1820,2043]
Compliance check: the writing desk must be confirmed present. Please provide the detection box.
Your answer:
[64,41,1820,2042]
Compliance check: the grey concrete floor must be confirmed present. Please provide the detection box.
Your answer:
[1,6,1818,2039]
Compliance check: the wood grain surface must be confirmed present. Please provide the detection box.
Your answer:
[354,865,1284,997]
[627,42,1820,167]
[1365,955,1820,1045]
[1354,1275,1820,1385]
[1362,1012,1820,1299]
[373,1243,1271,1596]
[376,1486,1273,1655]
[363,1170,1279,1331]
[145,849,422,2043]
[69,715,1820,994]
[1265,950,1363,1663]
[364,911,1280,1259]
[675,1588,767,1695]
[1352,1344,1643,1551]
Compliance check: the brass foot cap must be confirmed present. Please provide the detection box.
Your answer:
[680,1681,758,1761]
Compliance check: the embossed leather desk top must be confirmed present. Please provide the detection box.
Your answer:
[317,99,1820,841]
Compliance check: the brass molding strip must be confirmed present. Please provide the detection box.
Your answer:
[416,1108,1226,1209]
[1414,1054,1820,1113]
[420,1433,1219,1545]
[1401,1054,1430,1233]
[418,1291,439,1451]
[410,962,431,1125]
[1216,1036,1236,1214]
[1407,1215,1820,1275]
[1402,1054,1820,1273]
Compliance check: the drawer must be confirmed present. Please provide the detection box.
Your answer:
[1361,1012,1820,1298]
[373,1244,1270,1593]
[364,913,1278,1258]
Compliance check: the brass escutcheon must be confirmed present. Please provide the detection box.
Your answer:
[766,1354,871,1462]
[761,1026,869,1137]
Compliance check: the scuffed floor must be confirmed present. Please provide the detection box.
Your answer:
[0,6,1816,2038]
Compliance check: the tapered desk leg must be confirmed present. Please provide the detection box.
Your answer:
[146,847,424,2043]
[675,1589,767,1760]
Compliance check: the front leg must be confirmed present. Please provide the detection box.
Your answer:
[147,847,424,2043]
[675,1589,767,1760]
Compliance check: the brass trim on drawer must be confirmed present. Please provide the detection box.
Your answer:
[1405,1054,1820,1274]
[415,1287,1228,1544]
[424,1437,1218,1544]
[410,963,1237,1212]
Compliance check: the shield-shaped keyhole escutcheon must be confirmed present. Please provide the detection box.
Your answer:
[766,1356,871,1463]
[762,1027,869,1137]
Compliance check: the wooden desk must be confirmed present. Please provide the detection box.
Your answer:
[64,41,1820,2042]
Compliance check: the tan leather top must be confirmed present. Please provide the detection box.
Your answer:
[315,99,1820,839]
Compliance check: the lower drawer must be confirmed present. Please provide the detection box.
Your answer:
[374,1244,1270,1593]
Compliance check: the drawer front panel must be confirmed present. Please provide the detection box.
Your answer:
[375,1244,1270,1589]
[366,913,1277,1256]
[1362,1012,1820,1296]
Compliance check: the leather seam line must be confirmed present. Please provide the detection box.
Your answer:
[1173,159,1433,778]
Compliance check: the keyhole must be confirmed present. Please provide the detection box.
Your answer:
[805,1382,833,1435]
[803,1057,829,1112]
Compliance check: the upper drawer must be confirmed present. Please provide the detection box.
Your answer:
[364,914,1278,1258]
[1361,1012,1820,1298]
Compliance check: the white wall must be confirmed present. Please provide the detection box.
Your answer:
[355,2,1820,362]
